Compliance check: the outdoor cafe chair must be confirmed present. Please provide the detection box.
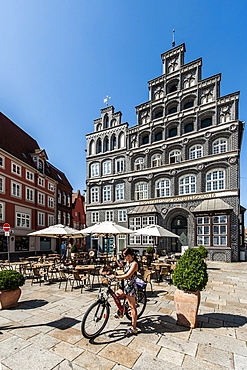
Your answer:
[70,271,90,293]
[58,270,71,291]
[31,268,45,285]
[159,266,172,284]
[143,269,154,293]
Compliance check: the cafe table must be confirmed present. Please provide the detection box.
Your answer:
[75,264,95,289]
[151,262,172,282]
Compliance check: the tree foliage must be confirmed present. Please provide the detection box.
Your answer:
[0,270,25,290]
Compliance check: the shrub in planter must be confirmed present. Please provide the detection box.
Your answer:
[146,247,155,254]
[71,245,78,254]
[197,245,208,260]
[172,248,208,328]
[0,270,25,310]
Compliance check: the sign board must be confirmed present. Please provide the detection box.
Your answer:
[5,231,10,237]
[3,223,11,232]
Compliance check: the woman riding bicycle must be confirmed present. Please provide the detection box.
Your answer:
[111,247,139,335]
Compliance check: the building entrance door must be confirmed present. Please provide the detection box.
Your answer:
[171,215,188,252]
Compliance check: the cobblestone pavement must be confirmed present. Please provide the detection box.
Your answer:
[1,261,247,369]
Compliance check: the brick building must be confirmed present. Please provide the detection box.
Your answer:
[85,44,245,262]
[0,113,73,259]
[72,190,86,250]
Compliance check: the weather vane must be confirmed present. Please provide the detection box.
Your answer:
[104,95,111,106]
[172,29,175,47]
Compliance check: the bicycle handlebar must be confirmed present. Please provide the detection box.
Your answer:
[100,273,118,283]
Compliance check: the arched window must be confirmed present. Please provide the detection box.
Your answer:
[206,169,225,191]
[189,145,203,160]
[179,175,196,195]
[142,135,149,145]
[134,157,145,171]
[183,101,194,110]
[151,154,161,167]
[155,179,170,197]
[201,117,212,129]
[111,135,117,150]
[119,132,125,148]
[104,137,109,152]
[89,140,95,155]
[96,138,102,153]
[169,84,177,93]
[154,110,163,119]
[103,160,111,175]
[154,131,162,141]
[168,127,177,138]
[213,138,227,154]
[91,163,99,177]
[135,182,148,200]
[96,123,102,131]
[168,106,177,115]
[169,150,181,164]
[185,122,194,133]
[104,114,109,128]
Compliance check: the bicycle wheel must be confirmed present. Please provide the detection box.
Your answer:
[125,290,147,320]
[81,300,110,339]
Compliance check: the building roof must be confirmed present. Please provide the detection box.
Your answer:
[129,204,158,214]
[193,199,233,212]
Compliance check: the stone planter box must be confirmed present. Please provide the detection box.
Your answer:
[174,289,200,328]
[0,288,22,310]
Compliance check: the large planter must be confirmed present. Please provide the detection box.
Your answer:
[0,288,22,310]
[174,289,200,328]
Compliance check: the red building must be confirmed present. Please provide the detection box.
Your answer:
[0,112,73,259]
[72,190,86,249]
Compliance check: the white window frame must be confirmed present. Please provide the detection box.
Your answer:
[38,192,45,205]
[115,183,124,200]
[91,212,99,223]
[0,202,4,221]
[38,177,45,187]
[0,155,5,168]
[67,213,70,226]
[26,170,34,182]
[48,182,55,191]
[11,162,21,176]
[118,210,127,222]
[105,211,114,221]
[0,176,5,193]
[26,187,34,202]
[103,161,111,175]
[116,158,125,173]
[67,194,71,207]
[155,179,170,197]
[48,215,54,226]
[179,175,196,195]
[189,145,203,160]
[213,215,227,246]
[38,212,45,226]
[134,157,145,171]
[11,181,22,198]
[16,212,30,228]
[169,150,181,164]
[58,190,62,204]
[135,182,148,200]
[213,138,227,154]
[206,169,225,192]
[151,154,161,167]
[58,210,62,224]
[103,185,111,202]
[91,163,99,177]
[63,192,67,205]
[48,196,54,208]
[63,212,66,225]
[91,187,99,203]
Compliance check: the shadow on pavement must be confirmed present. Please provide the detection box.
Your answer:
[198,312,247,327]
[17,299,49,309]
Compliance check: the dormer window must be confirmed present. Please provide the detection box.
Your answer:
[38,160,43,172]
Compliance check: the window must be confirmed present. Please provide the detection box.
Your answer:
[135,182,148,200]
[206,169,225,191]
[151,154,161,167]
[179,175,196,195]
[116,184,124,200]
[197,217,210,246]
[168,127,177,138]
[16,212,30,228]
[118,210,127,222]
[154,131,162,141]
[168,106,177,114]
[129,217,141,244]
[129,216,155,244]
[11,181,21,197]
[48,197,54,208]
[169,150,181,164]
[154,110,163,119]
[26,170,34,182]
[105,211,114,221]
[189,145,203,160]
[0,202,4,221]
[156,179,170,197]
[63,212,66,225]
[58,190,62,204]
[213,216,227,246]
[97,139,102,153]
[26,188,34,202]
[11,162,21,176]
[91,187,99,203]
[116,158,124,173]
[111,135,117,150]
[48,215,54,226]
[142,135,149,145]
[67,194,71,207]
[134,157,145,170]
[183,101,193,109]
[91,212,99,223]
[201,117,212,128]
[91,163,99,176]
[48,182,54,191]
[185,122,194,133]
[213,138,227,154]
[103,186,111,201]
[103,161,111,175]
[38,212,45,226]
[38,177,44,187]
[104,137,109,152]
[38,192,45,205]
[0,176,5,193]
[15,236,29,251]
[63,192,67,205]
[58,210,61,223]
[169,84,177,93]
[67,213,70,226]
[0,155,4,168]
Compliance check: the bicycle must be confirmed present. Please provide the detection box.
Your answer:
[81,273,147,339]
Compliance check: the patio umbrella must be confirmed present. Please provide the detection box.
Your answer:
[28,224,79,238]
[135,224,179,250]
[73,221,134,254]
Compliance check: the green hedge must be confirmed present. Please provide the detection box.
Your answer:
[0,270,25,290]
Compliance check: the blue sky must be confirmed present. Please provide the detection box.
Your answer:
[0,1,247,208]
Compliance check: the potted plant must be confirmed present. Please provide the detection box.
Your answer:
[172,247,208,328]
[0,270,25,310]
[71,245,78,259]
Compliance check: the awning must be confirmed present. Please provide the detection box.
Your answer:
[193,199,233,213]
[128,204,158,214]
